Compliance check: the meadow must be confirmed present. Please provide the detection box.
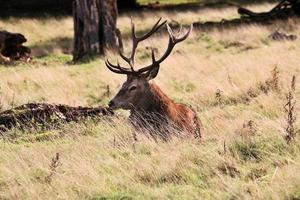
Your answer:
[0,2,300,200]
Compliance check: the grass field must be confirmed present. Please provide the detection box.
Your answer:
[0,2,300,200]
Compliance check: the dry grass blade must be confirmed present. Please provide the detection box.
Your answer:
[291,75,296,92]
[270,65,280,92]
[45,152,62,184]
[215,89,224,107]
[284,76,297,144]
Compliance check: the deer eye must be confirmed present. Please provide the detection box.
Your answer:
[129,86,137,91]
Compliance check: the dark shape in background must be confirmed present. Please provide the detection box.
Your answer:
[0,0,278,18]
[193,0,300,30]
[0,0,138,17]
[0,30,32,62]
[0,0,74,17]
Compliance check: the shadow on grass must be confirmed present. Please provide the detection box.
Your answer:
[30,37,73,57]
[139,0,277,12]
[192,15,300,31]
[26,36,106,64]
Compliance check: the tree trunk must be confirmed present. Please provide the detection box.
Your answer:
[73,0,120,61]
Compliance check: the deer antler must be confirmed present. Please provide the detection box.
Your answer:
[136,23,193,74]
[106,18,192,76]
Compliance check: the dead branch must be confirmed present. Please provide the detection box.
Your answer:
[0,103,113,134]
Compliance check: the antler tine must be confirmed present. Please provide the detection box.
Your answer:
[118,49,131,66]
[128,17,137,71]
[118,17,167,72]
[137,23,193,74]
[116,17,136,72]
[151,48,156,63]
[106,18,171,76]
[114,17,136,72]
[177,24,183,35]
[142,48,160,78]
[105,59,134,75]
[136,17,167,41]
[166,23,193,44]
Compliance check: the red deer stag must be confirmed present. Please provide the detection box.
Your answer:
[106,18,202,141]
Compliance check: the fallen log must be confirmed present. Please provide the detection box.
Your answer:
[0,30,32,63]
[238,0,300,20]
[0,103,113,134]
[194,0,300,30]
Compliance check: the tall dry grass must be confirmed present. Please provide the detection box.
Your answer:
[0,2,300,200]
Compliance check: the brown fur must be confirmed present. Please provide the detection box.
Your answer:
[151,82,202,139]
[112,78,202,139]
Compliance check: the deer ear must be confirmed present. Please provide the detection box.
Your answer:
[146,65,160,80]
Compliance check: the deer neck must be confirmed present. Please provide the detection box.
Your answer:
[131,82,172,116]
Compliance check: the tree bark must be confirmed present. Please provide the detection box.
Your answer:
[73,0,120,61]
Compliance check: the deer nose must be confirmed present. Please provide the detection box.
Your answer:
[108,100,115,108]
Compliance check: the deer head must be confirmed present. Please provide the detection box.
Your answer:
[106,18,192,110]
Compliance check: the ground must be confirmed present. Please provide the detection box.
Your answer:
[0,2,300,200]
